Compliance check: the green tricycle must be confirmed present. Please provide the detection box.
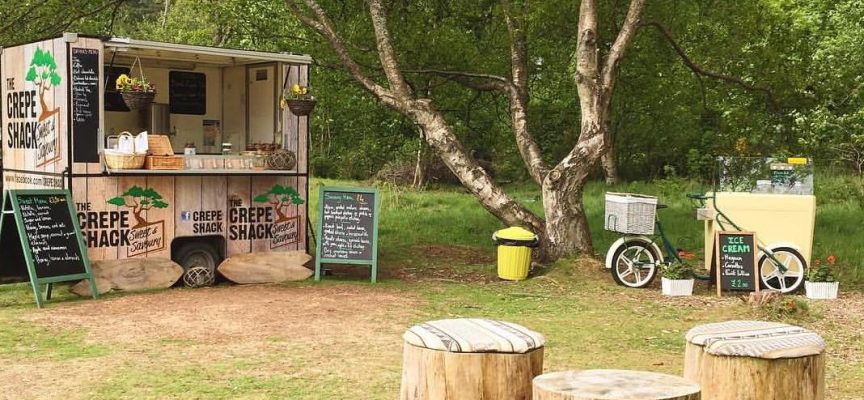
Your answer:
[603,190,808,293]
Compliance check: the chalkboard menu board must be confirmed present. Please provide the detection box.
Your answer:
[770,163,795,187]
[315,187,380,282]
[72,48,100,162]
[169,71,206,115]
[0,190,97,307]
[714,231,760,295]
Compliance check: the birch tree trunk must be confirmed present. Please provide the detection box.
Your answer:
[286,0,646,262]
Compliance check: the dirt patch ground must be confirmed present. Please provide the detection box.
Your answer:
[25,285,418,346]
[2,284,422,400]
[389,244,497,283]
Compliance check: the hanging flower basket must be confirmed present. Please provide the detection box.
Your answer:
[121,91,156,110]
[116,56,156,110]
[286,99,316,116]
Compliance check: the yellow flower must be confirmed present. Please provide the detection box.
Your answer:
[116,74,130,86]
[279,99,287,109]
[292,84,302,95]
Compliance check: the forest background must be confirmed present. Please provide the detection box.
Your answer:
[3,0,862,181]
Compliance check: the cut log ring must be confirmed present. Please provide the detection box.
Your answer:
[399,318,545,400]
[532,369,701,400]
[683,320,825,400]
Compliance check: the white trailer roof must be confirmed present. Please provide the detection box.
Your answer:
[103,37,312,66]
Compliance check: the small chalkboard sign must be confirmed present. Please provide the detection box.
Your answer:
[0,190,98,307]
[169,71,206,115]
[714,231,760,296]
[72,48,100,162]
[770,163,795,187]
[315,186,379,282]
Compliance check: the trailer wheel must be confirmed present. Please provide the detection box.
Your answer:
[174,242,220,273]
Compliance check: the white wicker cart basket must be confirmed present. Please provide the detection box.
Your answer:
[604,192,658,235]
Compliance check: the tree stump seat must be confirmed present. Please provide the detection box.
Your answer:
[532,369,701,400]
[399,318,545,400]
[683,320,826,400]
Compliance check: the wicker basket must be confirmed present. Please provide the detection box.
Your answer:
[147,135,174,156]
[105,151,146,169]
[121,91,156,110]
[286,99,316,116]
[604,192,657,235]
[145,155,185,170]
[104,132,146,169]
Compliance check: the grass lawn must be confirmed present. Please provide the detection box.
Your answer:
[0,178,861,399]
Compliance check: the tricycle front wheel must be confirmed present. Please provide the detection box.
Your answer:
[610,240,660,288]
[758,247,806,293]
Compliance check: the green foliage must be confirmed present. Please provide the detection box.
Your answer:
[24,48,61,89]
[807,258,837,282]
[660,261,694,280]
[106,197,127,207]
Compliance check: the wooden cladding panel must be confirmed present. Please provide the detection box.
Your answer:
[143,176,174,259]
[77,176,119,260]
[173,176,202,238]
[1,38,68,177]
[72,174,306,260]
[226,176,252,256]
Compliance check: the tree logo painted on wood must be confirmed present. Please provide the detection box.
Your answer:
[107,186,169,228]
[26,48,62,122]
[5,46,64,168]
[107,186,169,257]
[253,185,304,249]
[253,185,304,223]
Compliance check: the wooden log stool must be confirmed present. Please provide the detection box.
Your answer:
[533,369,701,400]
[683,320,825,400]
[399,318,545,400]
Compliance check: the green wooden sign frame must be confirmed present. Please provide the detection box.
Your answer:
[315,186,380,283]
[0,189,98,307]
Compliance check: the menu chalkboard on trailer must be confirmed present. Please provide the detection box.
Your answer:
[315,187,379,282]
[72,48,100,162]
[714,231,760,295]
[0,190,98,307]
[169,71,206,115]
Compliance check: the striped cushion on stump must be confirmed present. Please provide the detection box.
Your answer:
[403,318,545,353]
[685,320,825,359]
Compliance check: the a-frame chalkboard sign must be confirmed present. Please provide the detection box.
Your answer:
[315,186,380,283]
[0,190,98,307]
[714,231,760,297]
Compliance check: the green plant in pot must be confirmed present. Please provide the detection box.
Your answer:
[805,256,839,299]
[661,261,695,296]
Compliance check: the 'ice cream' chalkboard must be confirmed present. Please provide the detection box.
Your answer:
[0,190,98,307]
[315,187,379,282]
[714,231,760,296]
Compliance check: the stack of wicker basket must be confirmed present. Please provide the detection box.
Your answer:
[145,135,184,170]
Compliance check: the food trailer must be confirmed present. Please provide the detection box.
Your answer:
[1,33,311,273]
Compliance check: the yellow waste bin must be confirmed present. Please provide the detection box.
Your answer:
[493,227,539,281]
